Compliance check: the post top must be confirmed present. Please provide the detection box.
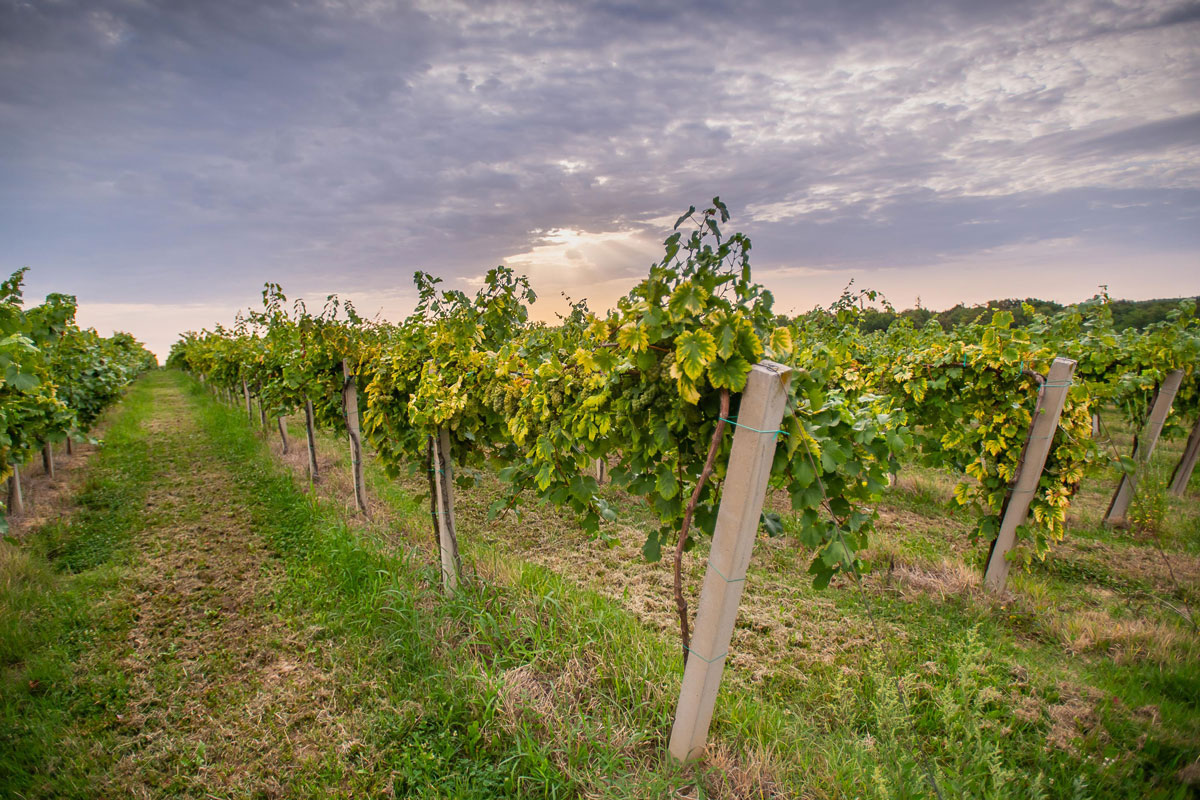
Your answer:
[753,360,793,376]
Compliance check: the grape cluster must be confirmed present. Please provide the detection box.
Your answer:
[545,379,566,409]
[629,352,670,413]
[481,377,527,419]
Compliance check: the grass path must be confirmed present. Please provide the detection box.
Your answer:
[105,377,380,794]
[2,372,396,797]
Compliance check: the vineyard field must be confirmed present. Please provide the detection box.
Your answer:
[267,376,1199,798]
[4,369,1192,797]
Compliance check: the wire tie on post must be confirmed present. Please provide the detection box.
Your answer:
[719,417,787,437]
[684,645,728,665]
[708,560,746,584]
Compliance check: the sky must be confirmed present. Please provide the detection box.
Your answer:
[2,0,1198,360]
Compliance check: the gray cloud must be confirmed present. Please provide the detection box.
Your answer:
[1,0,1198,356]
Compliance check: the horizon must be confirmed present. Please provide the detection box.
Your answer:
[50,278,1197,363]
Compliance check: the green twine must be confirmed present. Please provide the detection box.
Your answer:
[685,645,728,664]
[719,417,787,436]
[707,560,746,584]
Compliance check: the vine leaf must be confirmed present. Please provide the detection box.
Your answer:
[617,323,649,352]
[643,530,662,562]
[655,464,679,499]
[675,330,716,382]
[668,281,708,321]
[714,319,737,359]
[708,354,751,391]
[673,206,696,230]
[769,327,794,359]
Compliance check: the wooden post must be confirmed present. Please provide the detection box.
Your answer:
[304,397,319,482]
[1105,369,1185,526]
[242,379,253,423]
[1168,416,1200,496]
[342,361,369,515]
[258,396,267,430]
[277,417,290,455]
[42,442,54,479]
[65,437,73,456]
[7,463,23,515]
[594,458,606,485]
[983,358,1077,593]
[432,427,463,593]
[668,361,791,763]
[1091,413,1101,438]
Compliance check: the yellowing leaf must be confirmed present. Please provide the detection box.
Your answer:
[574,347,598,371]
[714,320,737,359]
[617,323,649,353]
[587,316,610,340]
[677,375,701,404]
[674,329,717,381]
[768,327,794,359]
[668,281,709,321]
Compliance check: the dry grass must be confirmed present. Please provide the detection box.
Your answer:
[1044,682,1104,754]
[6,437,101,535]
[1059,536,1200,592]
[1049,609,1197,665]
[888,558,980,601]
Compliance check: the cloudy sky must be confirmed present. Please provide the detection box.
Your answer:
[2,0,1198,358]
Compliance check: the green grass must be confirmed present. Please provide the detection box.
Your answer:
[4,373,1199,798]
[0,379,155,797]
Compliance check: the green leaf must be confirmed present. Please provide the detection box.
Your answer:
[8,371,39,392]
[643,530,662,562]
[668,281,709,321]
[707,355,750,391]
[674,330,717,382]
[655,463,679,500]
[712,196,729,222]
[760,510,784,537]
[793,457,815,488]
[714,321,737,359]
[595,497,618,522]
[821,540,850,568]
[808,558,832,589]
[673,206,696,230]
[662,232,681,264]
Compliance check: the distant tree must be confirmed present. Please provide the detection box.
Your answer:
[791,293,1196,332]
